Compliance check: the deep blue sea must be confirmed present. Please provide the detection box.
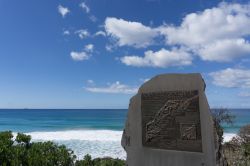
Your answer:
[0,109,249,159]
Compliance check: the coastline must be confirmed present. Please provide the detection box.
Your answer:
[1,109,248,159]
[12,129,237,160]
[223,133,237,143]
[14,129,126,159]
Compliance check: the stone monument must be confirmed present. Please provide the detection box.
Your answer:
[121,73,217,166]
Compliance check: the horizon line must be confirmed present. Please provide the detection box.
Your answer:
[0,108,250,110]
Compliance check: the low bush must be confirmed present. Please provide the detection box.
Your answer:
[0,131,125,166]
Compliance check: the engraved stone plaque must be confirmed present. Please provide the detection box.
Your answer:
[180,123,197,140]
[141,90,202,152]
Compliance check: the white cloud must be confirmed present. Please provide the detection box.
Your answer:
[85,81,138,94]
[70,44,94,61]
[70,51,91,61]
[63,30,70,35]
[159,3,250,46]
[103,3,250,64]
[58,5,70,18]
[209,68,250,88]
[75,29,89,39]
[84,44,94,52]
[105,45,114,52]
[95,31,106,37]
[121,48,192,68]
[79,2,90,13]
[104,17,158,48]
[158,2,250,62]
[198,39,250,62]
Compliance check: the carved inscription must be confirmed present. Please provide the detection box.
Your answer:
[141,90,202,152]
[180,123,197,140]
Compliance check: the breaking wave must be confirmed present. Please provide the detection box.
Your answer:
[12,129,235,159]
[14,130,126,159]
[24,130,122,141]
[223,133,237,143]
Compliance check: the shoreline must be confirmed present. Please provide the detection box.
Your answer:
[11,129,237,159]
[223,133,237,142]
[14,129,237,142]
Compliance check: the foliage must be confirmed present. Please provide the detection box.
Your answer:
[0,131,14,165]
[223,124,250,165]
[0,131,125,166]
[75,156,125,166]
[211,109,250,165]
[238,124,250,159]
[211,108,235,165]
[25,141,76,166]
[211,108,235,144]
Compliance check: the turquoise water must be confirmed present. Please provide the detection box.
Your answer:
[0,109,248,133]
[0,109,249,158]
[0,109,127,159]
[222,109,250,133]
[0,109,127,132]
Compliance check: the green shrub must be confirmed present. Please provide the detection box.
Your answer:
[0,131,14,165]
[0,131,125,166]
[75,156,125,166]
[224,124,250,165]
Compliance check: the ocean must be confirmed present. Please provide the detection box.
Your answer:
[0,109,249,159]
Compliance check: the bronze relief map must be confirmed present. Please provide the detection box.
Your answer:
[141,90,202,152]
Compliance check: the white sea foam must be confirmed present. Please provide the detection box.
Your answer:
[223,133,237,142]
[14,130,126,159]
[14,130,235,159]
[24,130,122,141]
[53,140,126,159]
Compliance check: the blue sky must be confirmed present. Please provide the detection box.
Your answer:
[1,0,250,109]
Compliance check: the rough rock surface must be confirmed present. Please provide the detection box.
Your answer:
[121,73,217,166]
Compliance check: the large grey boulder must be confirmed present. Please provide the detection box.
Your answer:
[121,73,216,166]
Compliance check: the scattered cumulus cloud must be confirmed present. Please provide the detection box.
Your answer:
[85,81,138,94]
[121,48,192,68]
[79,2,90,13]
[159,3,250,46]
[70,44,94,61]
[209,68,250,88]
[95,31,106,37]
[158,2,250,62]
[84,44,94,52]
[79,2,97,22]
[58,5,70,18]
[70,51,90,61]
[198,39,250,62]
[103,3,250,67]
[75,29,90,39]
[63,30,70,35]
[105,45,114,52]
[63,2,250,68]
[104,17,158,48]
